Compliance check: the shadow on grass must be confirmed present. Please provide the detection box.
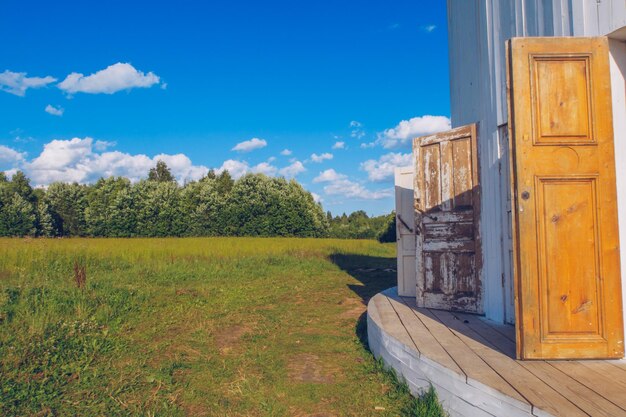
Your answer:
[329,253,396,349]
[330,253,449,416]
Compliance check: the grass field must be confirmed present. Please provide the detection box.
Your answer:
[0,238,445,417]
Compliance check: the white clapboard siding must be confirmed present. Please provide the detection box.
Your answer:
[447,0,626,326]
[395,166,417,297]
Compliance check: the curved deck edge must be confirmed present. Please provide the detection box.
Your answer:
[367,288,541,417]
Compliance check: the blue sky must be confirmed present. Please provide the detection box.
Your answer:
[0,0,450,215]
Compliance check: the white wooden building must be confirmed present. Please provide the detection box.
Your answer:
[373,1,626,415]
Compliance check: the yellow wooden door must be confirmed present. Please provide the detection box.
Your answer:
[507,37,624,359]
[414,124,482,313]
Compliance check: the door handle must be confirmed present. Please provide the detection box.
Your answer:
[521,191,530,200]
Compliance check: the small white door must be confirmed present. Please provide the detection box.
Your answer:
[395,166,417,297]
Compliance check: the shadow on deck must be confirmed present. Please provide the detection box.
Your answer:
[367,287,626,417]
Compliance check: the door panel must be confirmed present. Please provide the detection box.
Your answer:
[414,124,482,313]
[395,167,417,297]
[507,37,624,359]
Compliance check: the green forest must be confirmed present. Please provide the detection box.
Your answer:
[0,161,396,241]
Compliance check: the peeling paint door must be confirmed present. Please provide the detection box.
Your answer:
[413,124,482,313]
[507,37,624,359]
[395,166,417,297]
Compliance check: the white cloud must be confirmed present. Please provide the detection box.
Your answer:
[280,149,292,156]
[0,70,56,96]
[421,24,437,32]
[361,152,413,182]
[310,152,333,163]
[217,159,250,179]
[311,192,322,203]
[313,169,346,183]
[251,162,278,176]
[21,137,208,185]
[323,179,391,200]
[94,140,116,151]
[360,142,376,149]
[279,160,305,178]
[378,115,451,148]
[349,120,366,139]
[58,63,161,95]
[232,137,267,152]
[0,145,26,167]
[332,141,346,150]
[45,104,64,116]
[314,168,391,200]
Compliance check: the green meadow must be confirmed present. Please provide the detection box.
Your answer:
[0,238,445,417]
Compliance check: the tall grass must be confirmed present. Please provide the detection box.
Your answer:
[0,237,445,416]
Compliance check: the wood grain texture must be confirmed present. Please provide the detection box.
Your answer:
[369,288,626,416]
[413,124,483,314]
[507,37,624,359]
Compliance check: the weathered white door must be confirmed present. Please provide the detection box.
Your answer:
[395,166,416,297]
[413,124,483,313]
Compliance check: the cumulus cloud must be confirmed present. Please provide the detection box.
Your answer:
[313,169,346,183]
[378,115,450,148]
[251,162,278,176]
[94,140,116,151]
[19,137,208,185]
[310,152,333,163]
[361,152,413,182]
[332,141,346,150]
[279,160,305,178]
[216,159,250,179]
[313,168,391,200]
[421,24,437,32]
[0,70,56,96]
[280,149,292,156]
[58,63,161,95]
[232,137,267,152]
[0,145,27,168]
[45,104,64,116]
[349,121,362,127]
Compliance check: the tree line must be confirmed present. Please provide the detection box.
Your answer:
[0,161,396,241]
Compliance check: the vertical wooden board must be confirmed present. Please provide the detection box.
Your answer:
[422,144,442,211]
[452,137,473,208]
[508,37,624,359]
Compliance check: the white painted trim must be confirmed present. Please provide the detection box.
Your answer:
[608,37,626,352]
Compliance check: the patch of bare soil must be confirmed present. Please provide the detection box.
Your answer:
[338,297,366,320]
[287,353,334,384]
[214,325,251,354]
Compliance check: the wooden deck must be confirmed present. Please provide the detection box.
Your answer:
[367,288,626,417]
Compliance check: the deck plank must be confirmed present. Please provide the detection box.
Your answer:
[454,312,624,416]
[387,295,465,377]
[402,305,530,408]
[371,294,416,350]
[430,309,587,417]
[550,361,626,412]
